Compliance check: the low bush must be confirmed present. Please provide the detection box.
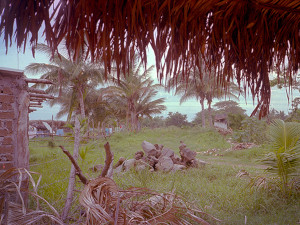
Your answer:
[232,117,268,144]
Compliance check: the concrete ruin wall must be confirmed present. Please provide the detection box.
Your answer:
[0,69,29,174]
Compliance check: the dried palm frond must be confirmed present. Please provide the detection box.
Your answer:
[0,168,64,225]
[1,0,300,116]
[79,177,220,225]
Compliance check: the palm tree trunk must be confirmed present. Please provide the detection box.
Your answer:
[130,111,135,131]
[98,121,101,138]
[61,116,80,221]
[136,115,140,131]
[87,118,90,138]
[101,122,105,136]
[200,98,206,128]
[126,103,130,131]
[207,99,213,127]
[62,86,85,220]
[92,120,95,140]
[78,88,85,118]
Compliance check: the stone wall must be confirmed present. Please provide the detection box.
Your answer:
[0,68,29,174]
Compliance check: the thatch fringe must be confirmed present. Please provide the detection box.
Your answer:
[1,0,299,116]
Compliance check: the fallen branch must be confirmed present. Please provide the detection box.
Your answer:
[100,142,114,178]
[59,146,89,185]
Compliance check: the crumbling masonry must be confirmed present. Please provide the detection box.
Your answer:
[0,68,29,173]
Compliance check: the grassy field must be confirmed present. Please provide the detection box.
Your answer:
[29,127,300,224]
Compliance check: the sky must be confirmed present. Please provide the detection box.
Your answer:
[0,40,296,122]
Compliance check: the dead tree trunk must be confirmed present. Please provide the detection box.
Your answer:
[61,116,81,221]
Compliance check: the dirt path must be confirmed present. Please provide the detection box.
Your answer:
[200,156,268,170]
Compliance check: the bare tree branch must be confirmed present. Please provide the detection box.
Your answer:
[59,146,88,185]
[100,142,114,178]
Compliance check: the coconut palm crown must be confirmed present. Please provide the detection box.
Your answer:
[25,44,105,120]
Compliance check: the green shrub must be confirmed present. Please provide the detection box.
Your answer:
[228,113,247,130]
[165,112,190,127]
[48,140,55,148]
[232,117,268,144]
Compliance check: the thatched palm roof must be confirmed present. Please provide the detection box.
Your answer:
[1,0,299,116]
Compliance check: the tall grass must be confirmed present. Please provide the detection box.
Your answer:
[28,126,300,224]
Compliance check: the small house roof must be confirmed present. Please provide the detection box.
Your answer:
[29,120,67,130]
[214,114,228,121]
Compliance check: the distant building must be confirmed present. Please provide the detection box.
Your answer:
[29,121,51,137]
[29,120,67,137]
[214,114,228,130]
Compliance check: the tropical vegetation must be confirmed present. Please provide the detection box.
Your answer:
[100,56,166,131]
[25,43,105,120]
[262,120,300,194]
[166,67,241,128]
[26,124,300,224]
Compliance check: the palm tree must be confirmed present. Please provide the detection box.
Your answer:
[205,77,241,127]
[102,56,165,131]
[134,86,166,131]
[25,43,105,119]
[84,88,126,134]
[25,43,105,221]
[167,71,206,127]
[167,67,241,127]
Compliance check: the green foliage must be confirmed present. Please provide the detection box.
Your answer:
[165,112,190,127]
[141,116,166,129]
[262,120,300,194]
[191,109,213,126]
[227,113,247,130]
[79,142,97,162]
[48,140,55,148]
[64,117,89,142]
[213,100,246,115]
[29,127,299,224]
[232,117,268,144]
[84,92,114,127]
[101,55,166,132]
[166,68,241,127]
[25,43,105,120]
[213,100,247,130]
[286,109,300,123]
[267,108,287,121]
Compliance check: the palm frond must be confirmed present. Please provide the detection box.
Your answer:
[79,177,218,225]
[0,168,64,225]
[262,120,300,193]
